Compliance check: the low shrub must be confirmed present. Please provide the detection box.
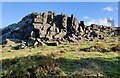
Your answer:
[2,55,66,77]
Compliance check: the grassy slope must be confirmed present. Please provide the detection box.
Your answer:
[1,41,120,77]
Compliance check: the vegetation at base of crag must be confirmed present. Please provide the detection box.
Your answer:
[1,41,120,77]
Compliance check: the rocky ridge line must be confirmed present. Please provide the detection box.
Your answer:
[0,11,120,48]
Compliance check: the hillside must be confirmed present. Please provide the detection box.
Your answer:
[0,11,120,77]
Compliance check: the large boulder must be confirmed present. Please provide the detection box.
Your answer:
[79,21,86,31]
[90,30,99,38]
[91,24,98,30]
[45,41,59,46]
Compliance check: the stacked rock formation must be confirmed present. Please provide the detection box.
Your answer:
[0,11,120,47]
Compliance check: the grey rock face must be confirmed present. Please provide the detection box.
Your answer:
[0,11,119,47]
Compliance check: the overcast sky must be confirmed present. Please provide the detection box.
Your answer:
[1,2,118,28]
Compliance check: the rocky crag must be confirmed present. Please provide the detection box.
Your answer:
[0,11,120,48]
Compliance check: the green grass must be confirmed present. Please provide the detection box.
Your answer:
[1,41,119,77]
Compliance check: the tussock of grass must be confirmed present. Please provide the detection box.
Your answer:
[96,42,109,51]
[110,42,120,51]
[48,50,67,58]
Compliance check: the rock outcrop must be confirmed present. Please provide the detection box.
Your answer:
[0,11,119,47]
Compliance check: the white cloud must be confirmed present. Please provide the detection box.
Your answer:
[85,19,96,25]
[83,16,91,19]
[115,24,118,27]
[103,7,113,11]
[85,17,116,26]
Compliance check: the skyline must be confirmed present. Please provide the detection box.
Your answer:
[2,2,118,28]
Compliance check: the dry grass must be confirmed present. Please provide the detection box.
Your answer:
[47,50,67,58]
[110,42,120,52]
[95,42,109,52]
